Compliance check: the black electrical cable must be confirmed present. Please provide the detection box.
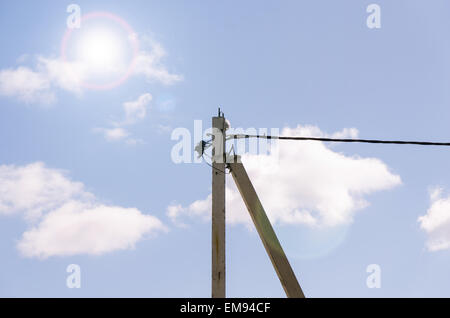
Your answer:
[202,153,230,175]
[229,134,450,146]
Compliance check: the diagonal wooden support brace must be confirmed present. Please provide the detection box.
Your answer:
[228,155,305,298]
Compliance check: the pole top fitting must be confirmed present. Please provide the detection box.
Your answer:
[218,107,224,118]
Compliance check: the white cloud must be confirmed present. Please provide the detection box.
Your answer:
[0,66,55,104]
[418,187,450,252]
[95,93,152,144]
[133,42,183,85]
[0,38,181,104]
[0,58,86,104]
[330,127,359,139]
[0,162,166,258]
[168,125,402,228]
[0,162,87,219]
[94,127,130,142]
[37,57,86,94]
[123,93,152,124]
[18,201,166,259]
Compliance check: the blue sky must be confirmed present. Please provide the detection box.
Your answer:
[1,0,450,297]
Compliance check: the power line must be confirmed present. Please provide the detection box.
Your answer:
[202,153,230,175]
[229,134,450,146]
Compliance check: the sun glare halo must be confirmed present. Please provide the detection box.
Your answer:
[76,28,124,71]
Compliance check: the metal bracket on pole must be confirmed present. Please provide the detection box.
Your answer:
[228,155,305,298]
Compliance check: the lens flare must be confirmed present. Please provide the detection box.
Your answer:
[76,28,123,70]
[277,224,350,260]
[61,11,139,90]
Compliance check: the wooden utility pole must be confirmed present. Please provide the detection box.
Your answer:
[209,111,303,298]
[211,110,226,298]
[229,155,305,298]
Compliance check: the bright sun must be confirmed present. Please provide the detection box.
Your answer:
[62,11,139,90]
[76,28,124,71]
